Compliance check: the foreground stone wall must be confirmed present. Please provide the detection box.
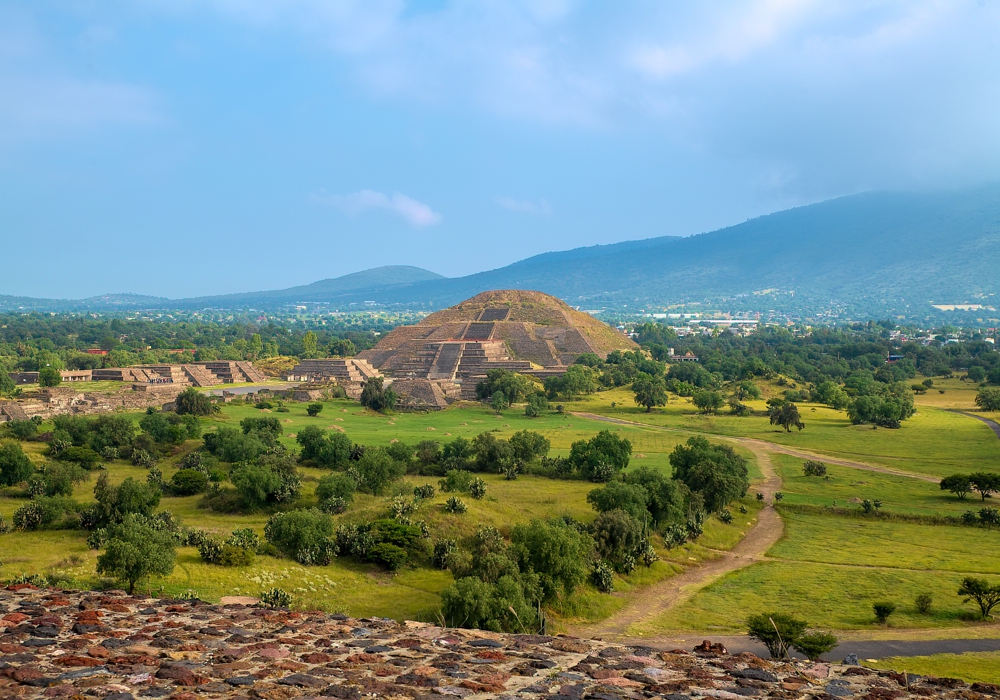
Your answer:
[0,586,988,700]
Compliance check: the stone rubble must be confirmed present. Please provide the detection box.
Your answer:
[1,587,995,700]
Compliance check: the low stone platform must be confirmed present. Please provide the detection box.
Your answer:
[0,587,989,700]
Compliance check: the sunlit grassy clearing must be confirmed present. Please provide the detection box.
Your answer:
[866,651,1000,683]
[570,388,1000,479]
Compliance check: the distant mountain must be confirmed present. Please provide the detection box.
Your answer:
[5,186,1000,321]
[179,265,445,308]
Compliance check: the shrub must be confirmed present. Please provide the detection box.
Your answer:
[306,402,323,417]
[444,496,467,514]
[228,528,260,551]
[432,539,457,569]
[13,501,44,531]
[718,509,734,524]
[131,449,156,469]
[81,474,161,530]
[440,575,538,632]
[746,612,807,659]
[99,446,120,461]
[802,460,828,477]
[439,469,475,493]
[792,632,838,662]
[319,497,348,514]
[96,513,177,594]
[509,519,590,602]
[58,446,102,470]
[390,496,416,520]
[915,593,933,614]
[264,509,337,565]
[33,462,88,497]
[197,537,224,564]
[316,472,357,505]
[591,561,615,593]
[367,543,408,571]
[258,587,293,609]
[170,469,208,495]
[567,431,632,482]
[175,388,215,416]
[469,478,488,499]
[359,377,397,413]
[5,419,39,441]
[413,483,435,500]
[873,601,897,624]
[349,447,405,495]
[218,543,255,567]
[593,509,643,570]
[0,441,34,486]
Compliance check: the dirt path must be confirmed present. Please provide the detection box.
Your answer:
[566,442,784,640]
[572,412,940,483]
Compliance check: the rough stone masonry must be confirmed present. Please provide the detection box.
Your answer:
[0,587,994,700]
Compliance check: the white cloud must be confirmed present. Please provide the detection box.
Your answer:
[314,189,442,228]
[496,196,552,215]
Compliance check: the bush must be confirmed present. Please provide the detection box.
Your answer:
[175,388,215,416]
[39,367,62,387]
[591,561,615,593]
[319,496,348,514]
[131,449,156,469]
[306,402,323,417]
[413,483,435,500]
[746,612,807,659]
[5,419,39,441]
[802,460,827,477]
[359,377,397,413]
[509,519,590,602]
[469,478,488,499]
[349,447,405,495]
[567,430,633,482]
[718,509,733,524]
[258,587,293,609]
[439,469,475,493]
[82,474,161,530]
[13,501,44,531]
[873,601,897,624]
[197,537,224,564]
[593,509,643,570]
[0,441,34,486]
[32,462,88,497]
[440,575,538,632]
[367,543,408,571]
[228,527,260,551]
[432,539,457,569]
[444,496,468,514]
[264,509,337,565]
[915,593,933,614]
[316,473,357,505]
[792,632,838,662]
[170,469,208,495]
[218,543,255,567]
[58,446,103,470]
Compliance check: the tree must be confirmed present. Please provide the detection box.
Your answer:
[296,426,352,469]
[567,430,632,482]
[360,377,397,413]
[632,374,668,412]
[813,380,849,410]
[746,612,807,659]
[231,453,301,509]
[96,514,176,594]
[970,472,1000,501]
[174,388,214,416]
[958,576,1000,619]
[524,394,548,417]
[440,575,538,633]
[306,402,323,417]
[802,460,827,477]
[490,392,509,414]
[0,370,16,397]
[264,508,336,563]
[669,436,749,512]
[940,474,973,500]
[592,509,643,570]
[873,601,896,624]
[301,331,319,358]
[692,390,724,414]
[169,469,208,495]
[623,467,687,527]
[350,446,405,495]
[587,482,650,523]
[84,474,161,529]
[476,370,534,404]
[792,632,838,662]
[976,388,1000,412]
[768,400,805,432]
[968,366,987,383]
[0,441,34,486]
[316,472,356,506]
[509,519,590,603]
[508,430,550,464]
[329,338,357,357]
[732,380,761,401]
[38,366,62,387]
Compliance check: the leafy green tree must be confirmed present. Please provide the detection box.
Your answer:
[746,612,807,659]
[360,376,397,413]
[490,392,509,414]
[593,509,643,571]
[509,519,590,603]
[732,380,761,401]
[0,371,16,397]
[692,390,724,414]
[524,393,548,417]
[669,436,749,512]
[873,601,896,624]
[38,366,62,387]
[802,460,827,477]
[0,441,34,486]
[301,331,319,358]
[174,388,214,416]
[791,632,838,662]
[967,366,987,383]
[296,426,352,469]
[940,474,973,500]
[264,508,336,563]
[970,472,1000,501]
[567,430,632,482]
[623,466,687,527]
[768,400,805,432]
[976,388,1000,412]
[329,338,357,357]
[632,373,668,412]
[230,452,301,509]
[96,514,176,594]
[508,430,550,464]
[350,446,405,495]
[587,482,650,523]
[83,473,161,530]
[169,469,208,495]
[813,380,850,410]
[958,576,1000,619]
[440,575,538,633]
[476,369,534,404]
[316,472,357,506]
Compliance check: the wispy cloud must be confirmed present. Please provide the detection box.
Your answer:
[313,189,442,228]
[496,196,552,215]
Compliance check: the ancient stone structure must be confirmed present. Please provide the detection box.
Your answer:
[0,586,971,700]
[9,363,267,391]
[0,385,187,422]
[357,290,636,408]
[283,359,380,399]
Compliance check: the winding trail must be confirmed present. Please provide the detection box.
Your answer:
[565,441,784,640]
[572,412,940,483]
[949,409,1000,441]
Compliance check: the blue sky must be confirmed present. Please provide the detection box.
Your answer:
[2,0,999,299]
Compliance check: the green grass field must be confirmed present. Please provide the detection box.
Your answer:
[866,651,1000,683]
[570,387,1000,479]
